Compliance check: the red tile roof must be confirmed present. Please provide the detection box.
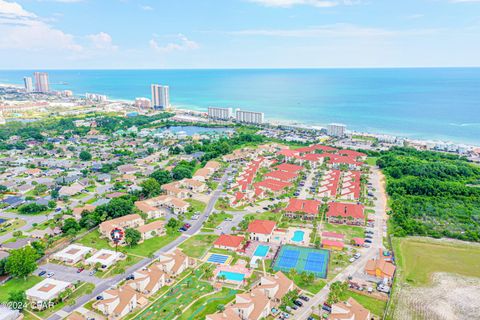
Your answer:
[275,163,304,173]
[322,239,345,248]
[264,170,298,181]
[327,202,365,219]
[337,150,367,158]
[285,198,321,215]
[352,238,365,245]
[322,232,345,240]
[254,179,291,192]
[277,149,299,157]
[214,234,244,248]
[247,220,276,234]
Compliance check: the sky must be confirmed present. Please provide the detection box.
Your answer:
[0,0,480,69]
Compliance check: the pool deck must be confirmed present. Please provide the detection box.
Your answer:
[214,263,253,285]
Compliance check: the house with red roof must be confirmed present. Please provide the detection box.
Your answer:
[326,202,365,226]
[285,198,321,220]
[254,179,291,196]
[321,232,345,242]
[365,249,396,281]
[328,156,364,170]
[214,234,245,251]
[337,149,367,161]
[277,149,300,160]
[275,163,304,173]
[248,220,276,242]
[322,239,344,251]
[264,170,298,182]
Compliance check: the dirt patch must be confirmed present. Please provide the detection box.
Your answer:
[391,273,480,320]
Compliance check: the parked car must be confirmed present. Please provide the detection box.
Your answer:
[125,274,134,281]
[349,257,356,263]
[365,239,372,243]
[354,253,361,259]
[291,304,298,310]
[285,306,292,313]
[184,223,191,229]
[38,270,46,277]
[77,268,84,273]
[89,270,96,276]
[293,300,303,307]
[378,284,391,293]
[179,227,187,232]
[299,295,310,301]
[47,272,54,278]
[96,295,104,300]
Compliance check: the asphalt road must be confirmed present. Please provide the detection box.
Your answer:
[0,211,50,243]
[46,166,232,320]
[293,167,387,320]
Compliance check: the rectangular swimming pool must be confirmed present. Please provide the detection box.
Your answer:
[253,245,270,257]
[207,253,229,264]
[217,271,245,282]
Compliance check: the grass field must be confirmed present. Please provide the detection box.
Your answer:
[185,199,207,218]
[392,237,480,286]
[179,234,218,259]
[204,212,233,229]
[179,288,238,320]
[0,218,26,235]
[0,276,43,302]
[323,223,364,242]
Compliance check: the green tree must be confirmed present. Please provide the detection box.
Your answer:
[140,178,162,198]
[125,228,142,246]
[150,169,173,185]
[8,291,27,310]
[5,246,38,279]
[79,150,92,161]
[62,218,81,235]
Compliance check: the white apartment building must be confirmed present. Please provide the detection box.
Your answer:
[26,279,72,310]
[24,77,33,92]
[327,123,347,137]
[135,97,151,109]
[86,93,107,102]
[208,107,233,120]
[235,109,264,124]
[34,72,49,93]
[151,84,170,110]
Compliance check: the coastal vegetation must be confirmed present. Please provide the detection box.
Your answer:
[378,147,480,242]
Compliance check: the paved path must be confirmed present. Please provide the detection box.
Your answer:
[46,166,232,320]
[293,167,388,320]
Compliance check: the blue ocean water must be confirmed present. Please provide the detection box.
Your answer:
[1,68,479,145]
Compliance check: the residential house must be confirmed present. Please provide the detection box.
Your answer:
[94,285,142,319]
[326,202,365,226]
[127,268,166,296]
[227,289,271,320]
[156,249,192,277]
[136,220,165,241]
[99,214,144,239]
[284,198,321,220]
[364,249,396,281]
[52,244,93,265]
[247,220,276,242]
[213,234,245,252]
[257,271,294,305]
[328,297,371,320]
[26,279,73,310]
[85,249,123,269]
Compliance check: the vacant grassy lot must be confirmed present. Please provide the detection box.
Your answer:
[393,237,480,286]
[323,223,364,242]
[0,276,43,302]
[179,234,218,259]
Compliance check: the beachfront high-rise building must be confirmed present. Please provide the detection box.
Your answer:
[208,107,233,120]
[86,93,107,102]
[135,97,151,109]
[34,72,49,93]
[151,84,170,110]
[235,109,264,124]
[327,123,346,137]
[24,77,33,93]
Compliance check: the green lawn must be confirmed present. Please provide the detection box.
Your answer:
[339,290,386,316]
[179,288,239,320]
[204,212,233,229]
[365,157,378,166]
[179,234,218,259]
[287,273,326,294]
[245,211,282,223]
[323,223,364,242]
[392,237,480,286]
[76,229,181,258]
[0,276,43,302]
[185,199,207,218]
[0,218,26,235]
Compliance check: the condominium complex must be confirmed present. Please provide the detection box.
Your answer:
[86,93,107,102]
[235,109,264,124]
[151,84,170,110]
[135,97,151,109]
[24,77,33,92]
[208,107,233,120]
[327,123,347,137]
[34,72,49,93]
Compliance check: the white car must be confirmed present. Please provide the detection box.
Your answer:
[349,257,356,263]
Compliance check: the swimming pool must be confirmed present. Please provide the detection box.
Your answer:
[217,271,245,282]
[253,245,270,257]
[207,254,229,264]
[291,230,305,242]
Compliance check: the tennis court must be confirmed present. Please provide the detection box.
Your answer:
[272,244,329,278]
[204,253,231,265]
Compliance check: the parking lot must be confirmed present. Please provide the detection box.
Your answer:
[37,263,103,284]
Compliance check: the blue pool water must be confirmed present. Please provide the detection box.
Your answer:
[207,254,229,264]
[218,271,245,282]
[253,245,270,257]
[291,230,305,242]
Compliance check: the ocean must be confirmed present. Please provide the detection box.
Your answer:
[1,68,479,145]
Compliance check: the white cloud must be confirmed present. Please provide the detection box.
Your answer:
[228,23,438,38]
[0,0,36,18]
[140,5,153,10]
[248,0,360,8]
[150,34,199,53]
[86,32,118,51]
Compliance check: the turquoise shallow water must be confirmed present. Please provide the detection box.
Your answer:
[1,68,479,144]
